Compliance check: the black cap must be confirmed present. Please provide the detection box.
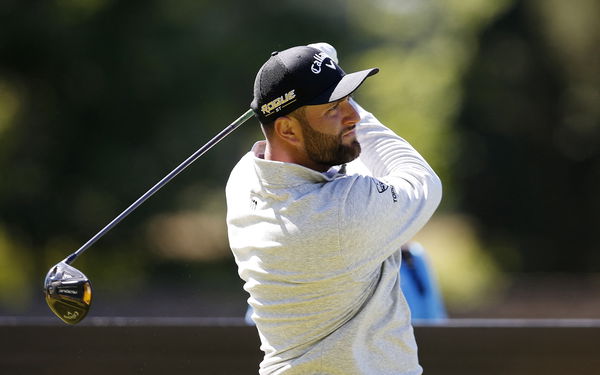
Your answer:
[251,46,379,124]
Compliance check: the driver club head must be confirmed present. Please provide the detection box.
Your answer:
[44,261,92,325]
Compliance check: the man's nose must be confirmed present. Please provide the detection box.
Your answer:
[341,100,360,125]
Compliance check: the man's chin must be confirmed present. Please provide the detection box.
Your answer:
[339,143,361,165]
[349,141,362,159]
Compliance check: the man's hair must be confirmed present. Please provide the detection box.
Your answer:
[261,106,307,138]
[289,106,307,124]
[260,120,275,137]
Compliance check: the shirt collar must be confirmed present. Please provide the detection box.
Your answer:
[249,141,345,187]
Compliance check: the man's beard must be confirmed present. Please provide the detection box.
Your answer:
[298,117,361,167]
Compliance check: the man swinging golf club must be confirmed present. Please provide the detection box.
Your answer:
[226,42,442,374]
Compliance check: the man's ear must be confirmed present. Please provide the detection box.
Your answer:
[274,116,302,147]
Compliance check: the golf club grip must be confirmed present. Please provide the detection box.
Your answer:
[65,108,255,264]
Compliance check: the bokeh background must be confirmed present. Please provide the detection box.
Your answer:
[1,0,598,319]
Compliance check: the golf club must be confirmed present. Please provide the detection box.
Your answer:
[44,108,255,324]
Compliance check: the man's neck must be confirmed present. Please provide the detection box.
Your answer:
[263,140,330,172]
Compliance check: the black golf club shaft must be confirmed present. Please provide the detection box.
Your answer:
[64,109,254,265]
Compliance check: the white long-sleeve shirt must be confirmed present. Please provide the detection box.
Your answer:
[225,101,442,375]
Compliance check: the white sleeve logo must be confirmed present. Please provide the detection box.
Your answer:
[374,180,398,203]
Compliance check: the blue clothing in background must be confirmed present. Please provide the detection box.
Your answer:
[400,242,447,321]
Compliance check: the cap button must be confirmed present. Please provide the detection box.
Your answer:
[271,51,279,56]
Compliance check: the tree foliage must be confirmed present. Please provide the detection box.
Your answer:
[0,0,598,312]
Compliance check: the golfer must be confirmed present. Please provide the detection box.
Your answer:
[226,43,442,375]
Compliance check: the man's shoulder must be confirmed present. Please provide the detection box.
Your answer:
[319,172,377,200]
[226,152,255,189]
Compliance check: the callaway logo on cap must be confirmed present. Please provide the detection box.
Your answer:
[251,45,379,124]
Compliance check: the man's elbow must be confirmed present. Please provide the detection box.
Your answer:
[426,172,443,211]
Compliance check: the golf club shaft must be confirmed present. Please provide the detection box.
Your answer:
[64,108,255,265]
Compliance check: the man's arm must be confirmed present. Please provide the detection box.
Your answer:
[309,41,441,264]
[336,100,442,267]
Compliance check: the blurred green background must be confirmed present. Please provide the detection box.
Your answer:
[1,0,598,318]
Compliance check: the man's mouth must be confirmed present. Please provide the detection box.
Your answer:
[342,126,356,137]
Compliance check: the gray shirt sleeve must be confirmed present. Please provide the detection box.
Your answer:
[337,100,442,268]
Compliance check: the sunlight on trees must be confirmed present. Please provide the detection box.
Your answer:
[0,0,598,314]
